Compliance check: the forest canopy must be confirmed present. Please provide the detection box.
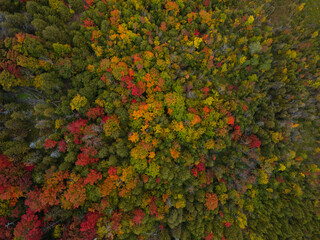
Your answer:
[0,0,319,239]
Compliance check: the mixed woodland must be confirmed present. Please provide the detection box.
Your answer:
[0,0,319,239]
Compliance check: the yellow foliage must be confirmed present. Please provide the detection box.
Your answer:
[154,124,162,134]
[298,3,306,11]
[204,96,214,105]
[70,94,87,111]
[221,63,227,73]
[293,184,302,197]
[278,164,286,171]
[205,139,215,149]
[194,37,203,49]
[95,98,105,107]
[271,131,283,143]
[311,31,319,38]
[245,204,254,213]
[239,56,247,65]
[259,170,269,184]
[237,212,247,229]
[91,44,103,57]
[55,119,64,129]
[219,193,228,205]
[247,15,254,25]
[33,75,43,89]
[175,198,186,209]
[53,224,63,239]
[49,0,61,10]
[286,49,297,59]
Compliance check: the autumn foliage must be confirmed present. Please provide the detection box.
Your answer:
[0,0,319,239]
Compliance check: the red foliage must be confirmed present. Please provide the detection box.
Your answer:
[188,107,197,114]
[68,119,88,135]
[191,167,198,177]
[108,167,117,176]
[242,104,248,111]
[205,193,218,211]
[25,164,35,172]
[219,210,224,218]
[149,196,158,218]
[131,209,145,226]
[100,75,106,83]
[14,210,43,240]
[205,232,214,240]
[228,116,235,126]
[196,162,205,172]
[227,85,233,90]
[0,155,31,203]
[81,146,97,156]
[0,154,13,168]
[203,106,210,116]
[232,125,242,141]
[276,176,285,183]
[84,170,102,185]
[110,211,122,231]
[44,139,57,149]
[61,216,92,240]
[19,0,31,3]
[195,29,200,36]
[0,61,21,78]
[154,86,162,92]
[201,87,210,94]
[83,18,94,28]
[0,217,13,239]
[80,211,100,232]
[87,106,104,120]
[121,75,134,89]
[225,222,232,227]
[242,15,248,22]
[25,188,45,212]
[203,0,210,7]
[131,85,144,97]
[102,115,110,123]
[248,134,261,148]
[76,152,98,166]
[85,0,93,6]
[58,140,67,152]
[159,224,164,231]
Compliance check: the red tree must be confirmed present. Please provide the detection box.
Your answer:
[14,210,43,240]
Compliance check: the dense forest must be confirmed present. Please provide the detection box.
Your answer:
[0,0,319,239]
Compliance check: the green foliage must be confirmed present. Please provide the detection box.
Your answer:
[0,0,319,239]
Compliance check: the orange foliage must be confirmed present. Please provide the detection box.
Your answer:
[205,193,218,211]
